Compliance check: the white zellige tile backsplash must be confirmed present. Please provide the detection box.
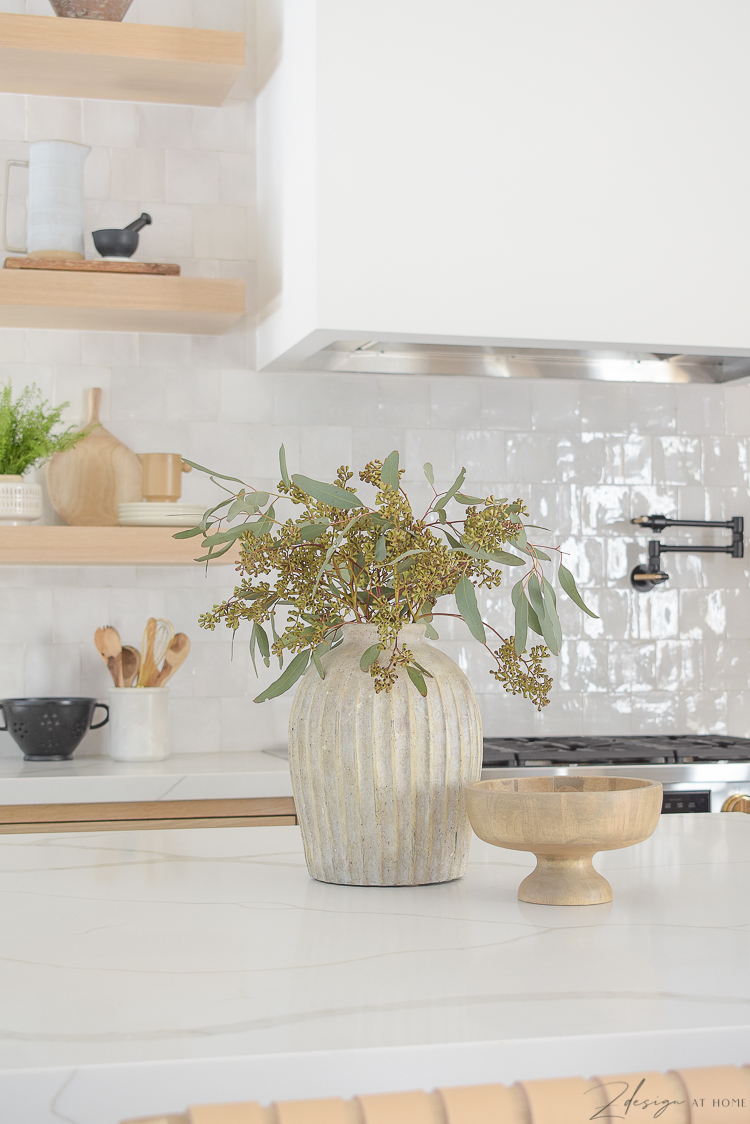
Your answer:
[0,1,749,756]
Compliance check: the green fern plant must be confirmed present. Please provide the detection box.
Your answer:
[0,384,84,476]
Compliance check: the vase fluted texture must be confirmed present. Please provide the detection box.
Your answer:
[288,623,483,886]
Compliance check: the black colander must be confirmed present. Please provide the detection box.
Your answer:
[0,697,109,761]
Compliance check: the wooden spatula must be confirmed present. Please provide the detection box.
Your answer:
[121,645,140,688]
[94,626,123,687]
[151,634,190,687]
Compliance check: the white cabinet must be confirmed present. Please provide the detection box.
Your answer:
[257,1,750,370]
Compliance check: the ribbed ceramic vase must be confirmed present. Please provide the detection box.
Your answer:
[288,623,483,886]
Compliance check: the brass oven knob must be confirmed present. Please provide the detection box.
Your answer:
[722,794,750,813]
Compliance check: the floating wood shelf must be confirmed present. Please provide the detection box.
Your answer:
[0,13,244,106]
[0,269,244,334]
[0,526,241,566]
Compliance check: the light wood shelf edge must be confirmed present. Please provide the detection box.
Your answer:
[0,815,297,834]
[0,13,245,106]
[0,526,241,566]
[0,797,296,824]
[0,271,245,335]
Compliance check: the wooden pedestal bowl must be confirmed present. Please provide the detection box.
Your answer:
[466,776,663,905]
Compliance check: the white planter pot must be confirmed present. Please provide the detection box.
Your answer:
[288,623,482,886]
[0,475,43,525]
[108,687,169,762]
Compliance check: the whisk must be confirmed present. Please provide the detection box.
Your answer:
[136,618,175,688]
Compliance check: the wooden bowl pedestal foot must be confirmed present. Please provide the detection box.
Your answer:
[519,852,613,906]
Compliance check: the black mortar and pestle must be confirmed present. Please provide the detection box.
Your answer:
[92,212,152,259]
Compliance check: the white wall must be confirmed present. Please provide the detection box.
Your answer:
[0,0,749,758]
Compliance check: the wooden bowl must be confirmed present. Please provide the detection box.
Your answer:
[466,776,663,905]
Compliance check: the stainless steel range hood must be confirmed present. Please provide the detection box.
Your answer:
[301,343,750,385]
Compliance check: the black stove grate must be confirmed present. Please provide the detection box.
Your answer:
[482,735,750,767]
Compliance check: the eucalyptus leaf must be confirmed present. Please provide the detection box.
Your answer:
[172,525,204,539]
[444,532,524,567]
[374,534,387,562]
[424,621,439,639]
[193,540,235,562]
[251,505,276,537]
[249,620,266,676]
[396,556,417,574]
[254,621,270,665]
[203,524,251,546]
[527,573,546,622]
[199,496,233,531]
[409,660,433,678]
[254,649,310,703]
[279,444,291,487]
[183,460,249,487]
[360,644,381,672]
[454,492,485,505]
[381,450,400,490]
[543,578,563,652]
[455,574,486,643]
[270,614,283,668]
[433,467,466,510]
[514,590,528,656]
[527,603,544,636]
[312,649,325,679]
[292,474,364,510]
[423,462,434,485]
[390,548,424,566]
[406,665,428,696]
[527,545,551,561]
[298,522,328,541]
[227,494,265,520]
[559,563,599,618]
[538,603,559,655]
[511,580,542,636]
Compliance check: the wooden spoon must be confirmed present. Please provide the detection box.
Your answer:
[94,626,123,688]
[121,645,140,688]
[151,634,191,687]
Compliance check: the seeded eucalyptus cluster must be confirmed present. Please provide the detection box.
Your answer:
[181,448,597,709]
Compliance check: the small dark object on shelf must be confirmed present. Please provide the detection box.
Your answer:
[92,213,152,259]
[0,697,109,760]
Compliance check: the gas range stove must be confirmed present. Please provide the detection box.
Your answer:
[481,736,750,814]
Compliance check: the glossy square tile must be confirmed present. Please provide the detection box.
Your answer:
[702,639,750,691]
[505,433,559,483]
[701,436,749,487]
[530,379,580,431]
[608,641,656,693]
[675,384,724,436]
[479,378,532,430]
[652,437,702,485]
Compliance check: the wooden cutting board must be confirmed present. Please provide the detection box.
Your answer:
[47,388,142,526]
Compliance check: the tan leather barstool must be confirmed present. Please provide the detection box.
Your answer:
[130,1062,750,1124]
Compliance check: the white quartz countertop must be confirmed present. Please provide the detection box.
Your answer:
[2,815,749,1123]
[0,750,292,805]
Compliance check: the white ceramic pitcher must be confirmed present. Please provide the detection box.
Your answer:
[2,140,90,260]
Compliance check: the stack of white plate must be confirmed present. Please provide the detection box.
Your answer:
[118,502,206,527]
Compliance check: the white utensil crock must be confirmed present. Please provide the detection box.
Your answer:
[0,475,42,525]
[3,141,90,260]
[108,688,169,762]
